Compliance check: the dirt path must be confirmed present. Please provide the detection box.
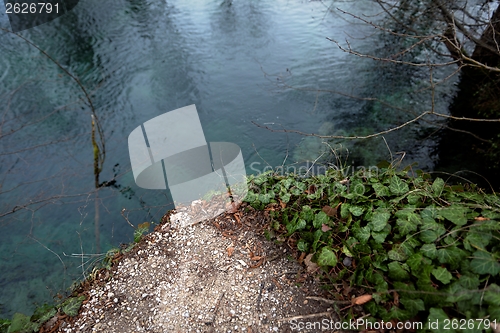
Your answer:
[41,203,346,333]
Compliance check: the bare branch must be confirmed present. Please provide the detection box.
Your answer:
[252,111,430,140]
[327,37,460,67]
[0,28,106,184]
[0,192,95,218]
[433,0,500,57]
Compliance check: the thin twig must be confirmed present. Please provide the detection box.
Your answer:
[121,209,136,229]
[0,27,106,182]
[305,296,350,305]
[252,111,429,140]
[278,311,332,322]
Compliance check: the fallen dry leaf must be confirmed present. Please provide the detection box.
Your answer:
[352,294,373,305]
[226,201,239,214]
[298,252,306,264]
[321,224,332,232]
[305,184,317,194]
[271,278,282,289]
[250,255,262,261]
[279,199,287,209]
[322,205,337,217]
[138,221,150,229]
[392,291,400,306]
[249,257,264,268]
[342,280,352,297]
[227,247,234,257]
[304,253,319,273]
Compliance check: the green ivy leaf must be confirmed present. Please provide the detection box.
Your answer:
[464,230,491,251]
[31,304,56,324]
[61,296,85,317]
[439,205,468,226]
[484,284,500,305]
[421,206,438,222]
[421,244,437,259]
[432,177,445,197]
[458,274,480,290]
[372,183,390,197]
[426,308,454,333]
[317,247,338,267]
[388,306,411,321]
[419,230,439,243]
[280,177,294,189]
[258,193,272,204]
[7,313,38,333]
[400,298,425,315]
[388,261,410,281]
[372,224,391,243]
[393,281,416,293]
[353,183,366,196]
[470,250,500,275]
[369,211,391,232]
[396,218,418,236]
[134,226,149,243]
[313,211,329,228]
[388,244,408,262]
[340,203,350,219]
[312,229,322,252]
[406,253,423,271]
[296,218,307,231]
[419,220,445,243]
[300,205,314,222]
[280,192,291,203]
[488,306,500,324]
[402,236,421,250]
[253,175,266,185]
[436,246,466,268]
[395,207,416,219]
[407,193,421,204]
[432,267,453,284]
[354,225,371,244]
[389,176,409,195]
[297,239,309,252]
[445,281,473,303]
[475,219,500,231]
[349,205,365,217]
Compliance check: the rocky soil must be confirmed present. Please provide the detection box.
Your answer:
[41,202,352,333]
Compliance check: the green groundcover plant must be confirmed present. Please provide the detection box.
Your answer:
[0,296,85,333]
[244,162,500,333]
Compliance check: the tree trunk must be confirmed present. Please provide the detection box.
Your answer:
[471,5,500,67]
[436,6,500,190]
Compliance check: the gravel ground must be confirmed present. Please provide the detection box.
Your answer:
[43,202,347,333]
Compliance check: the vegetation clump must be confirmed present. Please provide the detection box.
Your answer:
[0,296,85,333]
[243,162,500,332]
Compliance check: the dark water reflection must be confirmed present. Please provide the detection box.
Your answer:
[0,0,457,316]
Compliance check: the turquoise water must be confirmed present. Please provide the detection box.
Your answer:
[0,0,457,317]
